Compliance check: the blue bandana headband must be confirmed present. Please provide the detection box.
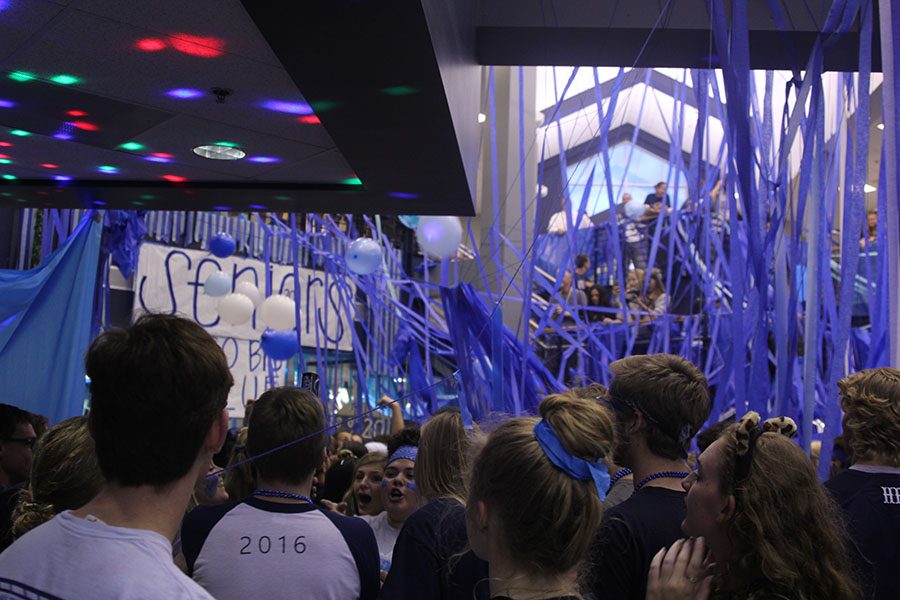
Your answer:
[387,445,418,466]
[533,420,610,501]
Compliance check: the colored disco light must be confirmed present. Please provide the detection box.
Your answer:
[249,204,266,210]
[145,152,173,163]
[69,121,99,131]
[2,174,16,180]
[0,159,11,165]
[0,142,11,147]
[139,194,156,200]
[135,38,167,52]
[261,100,312,115]
[169,34,225,58]
[66,110,87,117]
[211,205,231,211]
[388,192,421,199]
[0,154,8,159]
[341,177,363,185]
[273,195,291,201]
[97,165,119,174]
[9,129,30,137]
[93,201,107,206]
[213,141,239,148]
[248,156,279,163]
[119,142,144,151]
[53,133,73,141]
[40,163,59,169]
[0,99,14,109]
[310,100,337,112]
[53,175,72,182]
[50,74,80,85]
[8,71,36,82]
[162,174,187,182]
[296,115,321,125]
[381,85,417,96]
[167,88,203,99]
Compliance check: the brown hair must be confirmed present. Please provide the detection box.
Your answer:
[467,391,615,576]
[11,417,103,539]
[247,387,326,485]
[838,367,900,466]
[85,314,233,487]
[714,424,859,599]
[342,452,387,515]
[223,427,255,500]
[417,409,471,504]
[608,354,710,459]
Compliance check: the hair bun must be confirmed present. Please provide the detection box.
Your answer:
[538,392,615,461]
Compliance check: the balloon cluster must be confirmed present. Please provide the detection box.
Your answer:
[203,231,300,361]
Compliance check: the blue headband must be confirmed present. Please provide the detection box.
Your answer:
[387,445,418,466]
[534,420,610,501]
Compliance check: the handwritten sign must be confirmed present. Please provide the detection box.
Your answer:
[133,244,355,417]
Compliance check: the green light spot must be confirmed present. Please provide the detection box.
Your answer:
[341,177,362,186]
[381,86,417,96]
[274,195,291,201]
[9,129,30,137]
[2,174,16,180]
[1,192,11,197]
[50,74,80,85]
[131,201,144,206]
[15,198,25,203]
[120,142,144,151]
[139,194,156,200]
[0,159,10,165]
[214,141,239,148]
[309,100,337,112]
[8,71,36,82]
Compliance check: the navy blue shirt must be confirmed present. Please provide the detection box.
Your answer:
[826,467,900,600]
[380,498,489,600]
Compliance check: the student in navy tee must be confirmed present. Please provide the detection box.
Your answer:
[182,387,379,600]
[0,315,234,600]
[381,409,489,600]
[826,368,900,600]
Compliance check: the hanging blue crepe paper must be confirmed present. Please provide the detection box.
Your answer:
[101,210,147,279]
[534,420,610,501]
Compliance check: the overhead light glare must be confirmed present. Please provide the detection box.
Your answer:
[192,144,246,160]
[877,123,885,130]
[864,184,876,193]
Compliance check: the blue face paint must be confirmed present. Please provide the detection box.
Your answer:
[407,481,417,491]
[381,479,388,488]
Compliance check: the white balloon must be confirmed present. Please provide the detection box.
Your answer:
[217,293,254,326]
[260,294,297,330]
[234,281,261,307]
[416,216,463,260]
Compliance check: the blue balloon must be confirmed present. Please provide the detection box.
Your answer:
[260,329,299,360]
[623,199,646,219]
[398,215,420,230]
[204,271,232,297]
[346,238,382,275]
[210,231,236,258]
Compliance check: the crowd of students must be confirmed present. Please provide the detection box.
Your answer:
[0,313,897,599]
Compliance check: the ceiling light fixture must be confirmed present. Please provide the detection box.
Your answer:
[192,144,246,160]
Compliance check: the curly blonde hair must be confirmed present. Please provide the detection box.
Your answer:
[713,423,859,599]
[838,367,900,466]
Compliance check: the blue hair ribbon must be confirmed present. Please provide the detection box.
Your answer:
[534,420,610,501]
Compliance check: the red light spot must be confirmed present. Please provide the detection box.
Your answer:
[0,142,12,147]
[151,152,173,159]
[66,110,87,117]
[136,38,167,52]
[297,115,321,124]
[162,174,187,183]
[169,34,225,58]
[0,154,8,159]
[40,163,59,169]
[37,191,48,196]
[70,121,99,131]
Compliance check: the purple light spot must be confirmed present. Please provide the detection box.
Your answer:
[144,155,172,163]
[248,156,280,164]
[0,99,13,109]
[388,192,421,199]
[248,204,267,210]
[212,205,231,211]
[167,88,203,99]
[53,175,72,182]
[54,132,74,141]
[93,200,107,206]
[261,100,312,115]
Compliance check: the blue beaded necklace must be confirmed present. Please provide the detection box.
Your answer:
[607,468,633,492]
[634,471,689,491]
[253,489,314,504]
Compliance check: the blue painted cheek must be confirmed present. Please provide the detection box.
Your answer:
[381,479,388,488]
[407,481,417,491]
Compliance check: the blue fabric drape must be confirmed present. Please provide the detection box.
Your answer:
[0,214,102,423]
